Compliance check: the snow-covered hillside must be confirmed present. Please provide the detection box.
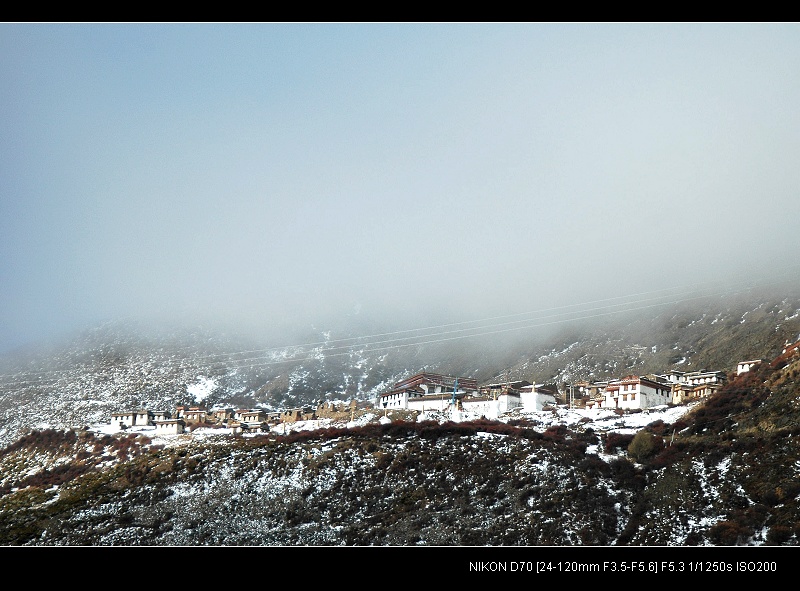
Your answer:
[0,287,798,451]
[3,351,800,547]
[90,400,698,452]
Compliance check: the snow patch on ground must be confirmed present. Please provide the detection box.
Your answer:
[187,376,217,402]
[88,400,699,455]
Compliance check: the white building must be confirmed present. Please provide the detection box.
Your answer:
[736,359,762,375]
[456,393,519,419]
[239,410,268,425]
[154,419,185,435]
[110,412,136,429]
[651,369,728,405]
[376,372,478,410]
[603,375,672,410]
[518,384,557,411]
[135,410,154,426]
[152,410,171,422]
[407,392,462,413]
[110,410,152,428]
[459,395,503,419]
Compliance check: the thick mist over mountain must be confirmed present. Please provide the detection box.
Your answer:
[2,25,799,455]
[3,24,800,360]
[1,277,798,450]
[3,324,800,547]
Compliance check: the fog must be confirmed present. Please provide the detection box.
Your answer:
[2,23,800,353]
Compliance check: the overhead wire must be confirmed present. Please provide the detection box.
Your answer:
[1,272,798,388]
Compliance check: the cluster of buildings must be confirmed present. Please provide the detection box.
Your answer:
[110,401,354,436]
[372,367,731,418]
[374,340,800,418]
[374,368,740,417]
[375,372,558,419]
[111,338,800,433]
[580,369,726,411]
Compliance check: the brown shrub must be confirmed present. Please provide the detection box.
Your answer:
[708,520,750,546]
[604,432,635,453]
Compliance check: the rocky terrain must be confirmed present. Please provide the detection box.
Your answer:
[0,342,799,547]
[0,282,799,548]
[0,281,798,451]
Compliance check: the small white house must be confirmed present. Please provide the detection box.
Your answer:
[407,392,463,413]
[682,370,727,385]
[110,412,136,429]
[736,360,762,375]
[154,419,185,435]
[240,410,268,425]
[135,410,154,426]
[152,410,171,422]
[459,395,502,419]
[518,384,557,411]
[183,408,207,423]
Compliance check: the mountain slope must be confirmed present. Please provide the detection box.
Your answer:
[0,350,799,546]
[0,283,798,452]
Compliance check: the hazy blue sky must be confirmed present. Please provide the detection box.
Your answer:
[2,23,800,352]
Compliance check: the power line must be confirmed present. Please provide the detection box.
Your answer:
[1,274,798,387]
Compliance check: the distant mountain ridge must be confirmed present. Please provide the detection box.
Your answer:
[0,281,798,449]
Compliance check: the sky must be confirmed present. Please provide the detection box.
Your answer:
[2,23,800,353]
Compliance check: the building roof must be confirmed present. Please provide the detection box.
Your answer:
[408,392,466,402]
[611,375,671,389]
[155,419,185,425]
[480,380,532,389]
[389,372,478,392]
